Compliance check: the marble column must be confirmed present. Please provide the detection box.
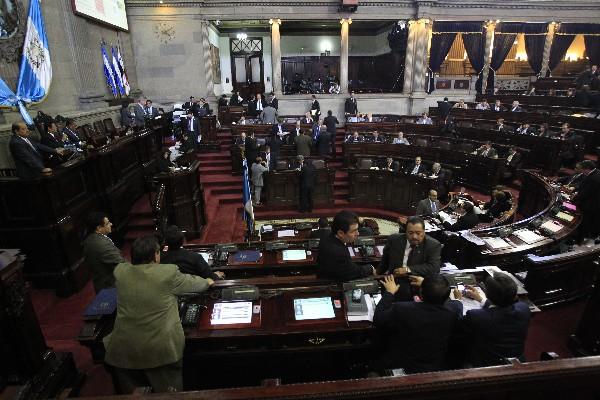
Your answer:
[200,20,215,97]
[481,21,496,94]
[402,20,418,94]
[270,19,282,95]
[411,19,432,93]
[340,18,351,94]
[540,22,557,78]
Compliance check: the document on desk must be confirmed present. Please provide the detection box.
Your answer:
[555,211,574,222]
[294,297,336,320]
[424,220,437,232]
[541,220,563,233]
[438,211,456,225]
[461,231,486,246]
[450,287,485,316]
[514,229,546,244]
[261,224,273,233]
[277,229,296,238]
[282,249,307,261]
[210,301,253,325]
[483,237,512,250]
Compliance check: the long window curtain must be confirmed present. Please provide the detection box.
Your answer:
[427,33,456,93]
[487,33,517,94]
[584,36,600,66]
[548,35,576,73]
[462,30,486,93]
[525,34,546,75]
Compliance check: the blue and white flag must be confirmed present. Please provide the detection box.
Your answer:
[242,159,254,234]
[101,45,117,97]
[111,47,124,95]
[117,47,130,95]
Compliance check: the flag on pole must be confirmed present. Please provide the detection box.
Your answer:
[117,47,130,95]
[101,45,117,97]
[242,159,254,235]
[111,47,124,96]
[14,0,52,124]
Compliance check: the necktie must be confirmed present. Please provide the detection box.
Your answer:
[257,102,262,111]
[188,118,193,131]
[23,138,40,154]
[412,165,419,174]
[431,201,437,213]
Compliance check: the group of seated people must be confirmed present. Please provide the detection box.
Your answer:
[344,130,411,145]
[315,211,530,374]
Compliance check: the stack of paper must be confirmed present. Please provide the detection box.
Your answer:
[449,287,485,316]
[541,220,563,233]
[277,229,296,238]
[514,229,546,244]
[483,237,512,250]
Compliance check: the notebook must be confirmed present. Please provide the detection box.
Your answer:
[232,250,261,263]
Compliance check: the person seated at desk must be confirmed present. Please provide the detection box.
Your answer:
[441,201,479,232]
[358,217,375,236]
[9,122,65,179]
[416,112,433,125]
[161,225,224,280]
[236,115,248,125]
[479,190,511,222]
[537,123,556,138]
[516,122,536,135]
[476,99,490,110]
[377,216,442,278]
[509,100,523,112]
[41,121,68,149]
[316,210,375,281]
[416,190,441,216]
[473,141,498,158]
[229,91,243,106]
[218,94,228,107]
[556,161,585,192]
[103,236,214,394]
[392,131,410,145]
[453,99,468,109]
[373,274,462,374]
[345,131,364,143]
[366,130,386,143]
[455,272,530,367]
[235,132,247,146]
[494,118,508,133]
[309,217,331,241]
[178,131,197,155]
[62,119,84,147]
[406,156,427,175]
[491,99,505,112]
[156,150,176,173]
[380,157,400,172]
[302,112,314,125]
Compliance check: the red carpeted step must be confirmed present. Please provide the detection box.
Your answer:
[200,166,233,175]
[129,195,153,214]
[218,193,242,205]
[127,216,155,228]
[208,185,243,196]
[199,159,231,168]
[124,227,156,241]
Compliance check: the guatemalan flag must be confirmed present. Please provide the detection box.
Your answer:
[117,47,130,96]
[111,47,124,95]
[242,159,255,234]
[102,46,117,97]
[15,0,52,124]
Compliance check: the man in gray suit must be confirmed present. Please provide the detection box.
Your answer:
[260,103,278,124]
[133,97,147,127]
[83,211,125,292]
[295,131,312,157]
[251,156,269,205]
[415,190,442,216]
[103,236,213,393]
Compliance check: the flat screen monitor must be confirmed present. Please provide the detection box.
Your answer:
[293,297,335,321]
[72,0,128,31]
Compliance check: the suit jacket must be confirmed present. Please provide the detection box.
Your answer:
[316,131,332,155]
[309,227,331,241]
[311,124,322,142]
[245,137,258,163]
[270,97,279,110]
[120,107,134,127]
[492,105,506,112]
[260,106,278,124]
[373,292,462,373]
[146,106,159,118]
[295,134,312,157]
[415,198,442,216]
[406,162,427,175]
[310,100,320,117]
[103,262,210,369]
[62,127,82,144]
[575,169,600,215]
[271,124,285,137]
[438,101,453,119]
[506,151,522,168]
[40,131,64,149]
[133,103,147,126]
[161,248,221,280]
[380,160,400,172]
[510,106,523,112]
[9,135,54,179]
[443,212,479,232]
[253,98,267,115]
[323,115,339,133]
[229,95,243,107]
[366,135,386,143]
[345,135,364,143]
[300,162,316,189]
[344,97,358,114]
[179,134,197,154]
[476,147,498,158]
[251,162,269,186]
[378,233,441,276]
[484,198,511,218]
[461,301,531,367]
[184,116,200,138]
[316,234,373,281]
[268,134,283,154]
[82,233,125,293]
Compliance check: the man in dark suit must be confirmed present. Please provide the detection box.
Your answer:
[145,100,159,118]
[229,91,243,107]
[182,96,195,109]
[290,120,302,145]
[415,190,442,216]
[316,210,375,280]
[378,216,442,277]
[373,274,462,373]
[457,272,531,367]
[437,97,453,120]
[9,122,64,179]
[40,121,66,149]
[557,161,585,191]
[509,101,523,112]
[381,157,399,172]
[516,123,535,135]
[82,211,125,293]
[198,98,210,116]
[503,146,522,181]
[576,64,598,88]
[295,131,312,157]
[573,160,600,240]
[323,110,339,154]
[310,95,320,120]
[480,190,511,222]
[309,217,331,241]
[133,97,147,127]
[344,91,358,116]
[442,202,479,231]
[245,132,258,168]
[161,225,224,280]
[406,156,427,175]
[345,131,364,143]
[299,159,316,212]
[184,109,201,143]
[492,99,505,112]
[366,131,386,143]
[268,92,279,110]
[253,93,266,116]
[218,94,229,107]
[268,133,283,170]
[62,119,83,146]
[316,127,332,156]
[474,141,498,158]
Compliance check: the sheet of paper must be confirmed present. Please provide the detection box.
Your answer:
[210,301,253,325]
[514,229,546,244]
[483,237,512,250]
[461,231,486,246]
[450,287,485,316]
[541,220,563,233]
[277,229,296,238]
[282,249,307,261]
[555,211,574,222]
[261,224,273,232]
[438,211,456,225]
[294,297,335,320]
[197,252,211,264]
[424,220,437,231]
[347,247,356,257]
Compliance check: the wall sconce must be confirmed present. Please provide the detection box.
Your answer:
[236,33,248,40]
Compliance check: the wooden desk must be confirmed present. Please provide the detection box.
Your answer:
[263,168,335,209]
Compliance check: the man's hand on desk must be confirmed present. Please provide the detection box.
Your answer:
[380,275,399,295]
[214,271,226,279]
[392,267,409,277]
[464,285,483,302]
[409,275,424,287]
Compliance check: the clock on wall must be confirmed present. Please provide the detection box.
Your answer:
[154,22,175,44]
